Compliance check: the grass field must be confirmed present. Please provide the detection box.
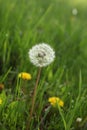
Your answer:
[0,0,87,130]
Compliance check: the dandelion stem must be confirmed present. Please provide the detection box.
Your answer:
[26,67,42,130]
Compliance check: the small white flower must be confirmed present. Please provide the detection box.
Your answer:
[72,8,78,16]
[76,117,82,123]
[29,43,55,67]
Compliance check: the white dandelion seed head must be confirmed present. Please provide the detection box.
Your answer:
[76,117,82,123]
[29,43,55,67]
[72,8,78,16]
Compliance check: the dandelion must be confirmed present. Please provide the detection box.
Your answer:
[26,43,55,130]
[29,43,55,67]
[48,97,64,107]
[76,117,82,123]
[72,8,78,16]
[0,98,2,105]
[18,72,31,80]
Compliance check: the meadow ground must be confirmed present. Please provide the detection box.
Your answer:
[0,0,87,130]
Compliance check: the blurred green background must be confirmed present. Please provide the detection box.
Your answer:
[0,0,87,85]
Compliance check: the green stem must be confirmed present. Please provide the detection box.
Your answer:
[57,105,67,130]
[1,67,12,82]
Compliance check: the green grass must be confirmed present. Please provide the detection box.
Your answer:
[0,0,87,130]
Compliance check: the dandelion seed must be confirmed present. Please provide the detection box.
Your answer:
[76,117,82,123]
[29,43,55,67]
[72,8,78,16]
[18,72,31,80]
[0,98,2,105]
[48,97,64,107]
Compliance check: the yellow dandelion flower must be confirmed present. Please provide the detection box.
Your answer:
[48,97,64,107]
[18,72,31,80]
[0,98,2,105]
